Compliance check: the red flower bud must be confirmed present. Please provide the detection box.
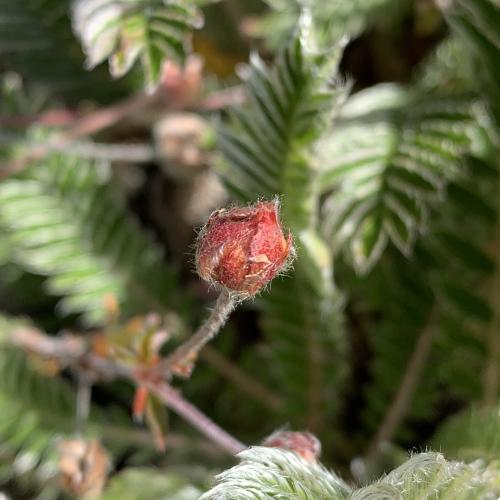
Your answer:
[196,200,293,296]
[262,430,321,462]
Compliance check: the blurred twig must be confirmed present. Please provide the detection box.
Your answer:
[196,85,245,111]
[0,92,155,180]
[0,85,244,178]
[0,132,156,162]
[366,314,437,456]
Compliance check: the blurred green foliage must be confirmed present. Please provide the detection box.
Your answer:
[0,0,499,498]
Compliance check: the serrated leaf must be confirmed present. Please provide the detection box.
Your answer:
[0,155,181,326]
[435,231,494,273]
[320,84,478,274]
[72,0,204,91]
[353,452,500,499]
[201,448,500,500]
[218,35,348,227]
[200,447,351,500]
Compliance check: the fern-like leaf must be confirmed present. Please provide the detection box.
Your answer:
[320,83,477,274]
[201,447,500,499]
[217,33,347,226]
[441,0,500,117]
[259,0,408,50]
[260,261,346,432]
[72,0,207,91]
[0,316,67,494]
[352,452,499,499]
[200,446,351,500]
[0,155,182,325]
[359,154,497,442]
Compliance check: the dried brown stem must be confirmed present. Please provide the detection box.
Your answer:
[367,317,436,456]
[10,327,245,455]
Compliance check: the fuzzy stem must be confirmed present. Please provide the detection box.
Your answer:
[163,289,236,374]
[10,327,245,456]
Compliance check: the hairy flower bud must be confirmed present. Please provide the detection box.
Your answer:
[196,200,293,296]
[262,430,321,462]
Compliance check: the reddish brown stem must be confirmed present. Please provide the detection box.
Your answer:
[10,327,245,455]
[146,382,245,455]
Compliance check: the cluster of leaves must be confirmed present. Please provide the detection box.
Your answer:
[202,447,499,499]
[0,154,181,325]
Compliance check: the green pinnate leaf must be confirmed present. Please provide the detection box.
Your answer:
[72,0,206,91]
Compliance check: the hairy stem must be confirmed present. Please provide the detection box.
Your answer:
[163,289,236,374]
[10,327,245,455]
[129,275,281,409]
[367,317,436,455]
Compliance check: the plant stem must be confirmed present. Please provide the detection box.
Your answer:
[10,326,245,456]
[163,289,236,374]
[130,276,282,410]
[367,317,436,456]
[146,381,245,455]
[0,92,155,180]
[0,132,155,162]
